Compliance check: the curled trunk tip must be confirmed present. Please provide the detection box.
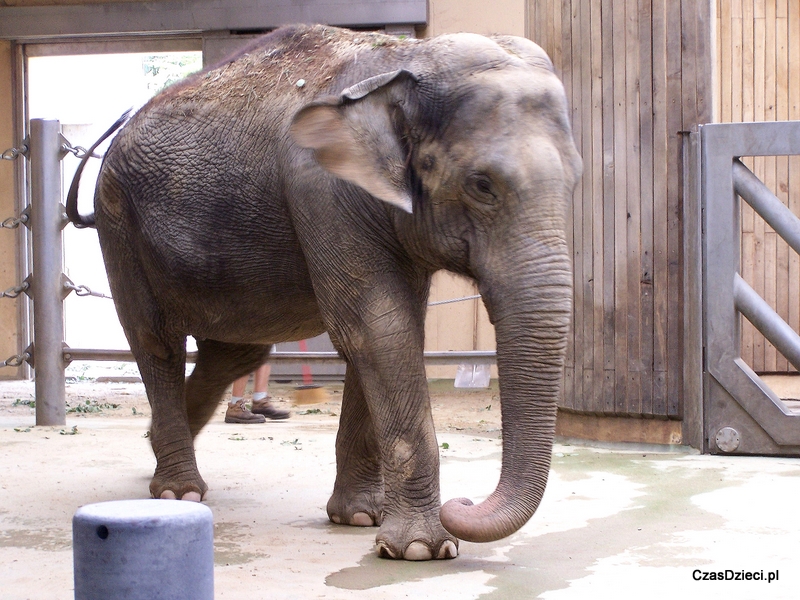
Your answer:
[440,493,535,543]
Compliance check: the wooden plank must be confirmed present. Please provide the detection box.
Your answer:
[720,0,733,122]
[789,0,800,372]
[743,0,755,124]
[764,0,778,371]
[775,3,790,372]
[527,0,537,41]
[639,0,655,416]
[602,0,617,413]
[555,410,683,444]
[564,366,575,412]
[625,0,642,415]
[764,230,778,371]
[570,0,588,411]
[613,0,629,414]
[578,0,597,413]
[752,2,766,371]
[732,0,743,123]
[694,0,714,125]
[0,41,21,374]
[740,1,756,366]
[651,0,669,416]
[664,0,682,417]
[590,0,605,411]
[741,230,756,370]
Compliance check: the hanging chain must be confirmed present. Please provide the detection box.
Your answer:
[1,141,28,161]
[63,280,113,300]
[1,352,30,368]
[2,280,29,299]
[2,144,30,228]
[60,135,102,160]
[2,214,28,229]
[5,136,100,161]
[2,207,30,230]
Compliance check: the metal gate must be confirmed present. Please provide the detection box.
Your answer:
[702,121,800,455]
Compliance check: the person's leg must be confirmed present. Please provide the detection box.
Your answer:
[230,372,250,400]
[251,364,271,401]
[251,363,290,420]
[225,367,266,425]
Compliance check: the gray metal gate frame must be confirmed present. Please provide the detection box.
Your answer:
[701,121,800,455]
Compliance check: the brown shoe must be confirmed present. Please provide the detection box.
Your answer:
[251,398,290,420]
[225,399,266,423]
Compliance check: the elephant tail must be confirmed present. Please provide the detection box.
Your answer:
[65,109,132,229]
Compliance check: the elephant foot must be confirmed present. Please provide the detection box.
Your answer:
[375,513,459,561]
[149,471,208,502]
[327,487,384,527]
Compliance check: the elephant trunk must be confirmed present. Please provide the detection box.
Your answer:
[439,242,571,543]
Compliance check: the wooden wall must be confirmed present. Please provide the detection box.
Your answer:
[0,40,21,380]
[529,0,713,418]
[717,0,800,374]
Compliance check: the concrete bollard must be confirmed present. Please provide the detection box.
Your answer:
[73,499,214,600]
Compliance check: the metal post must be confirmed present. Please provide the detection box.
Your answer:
[29,119,66,426]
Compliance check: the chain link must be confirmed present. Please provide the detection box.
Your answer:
[1,143,28,161]
[60,135,102,160]
[2,211,29,230]
[1,352,30,368]
[63,280,113,299]
[2,281,29,299]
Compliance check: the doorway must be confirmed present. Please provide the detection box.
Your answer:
[24,42,202,377]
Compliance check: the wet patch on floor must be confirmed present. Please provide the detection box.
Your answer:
[214,521,267,566]
[323,449,741,598]
[0,527,72,552]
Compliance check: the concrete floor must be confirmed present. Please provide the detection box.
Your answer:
[1,381,799,599]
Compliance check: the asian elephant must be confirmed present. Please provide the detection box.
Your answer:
[67,24,581,561]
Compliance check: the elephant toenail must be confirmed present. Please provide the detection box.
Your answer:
[376,542,397,559]
[437,541,458,559]
[403,541,433,561]
[160,490,177,499]
[351,512,373,527]
[181,491,202,502]
[330,515,342,524]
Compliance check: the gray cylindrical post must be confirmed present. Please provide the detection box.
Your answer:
[73,499,214,600]
[29,119,66,426]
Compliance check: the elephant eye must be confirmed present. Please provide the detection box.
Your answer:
[466,172,497,204]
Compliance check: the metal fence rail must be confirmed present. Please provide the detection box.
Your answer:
[2,120,68,425]
[64,348,496,366]
[732,159,800,256]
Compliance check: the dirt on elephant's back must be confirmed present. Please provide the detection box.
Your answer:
[158,24,415,110]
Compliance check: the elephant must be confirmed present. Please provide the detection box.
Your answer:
[67,24,581,561]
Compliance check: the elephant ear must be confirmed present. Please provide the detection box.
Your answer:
[290,69,417,213]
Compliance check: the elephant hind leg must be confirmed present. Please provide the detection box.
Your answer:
[186,339,271,438]
[124,329,204,501]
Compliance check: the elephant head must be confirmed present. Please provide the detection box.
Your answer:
[291,33,581,543]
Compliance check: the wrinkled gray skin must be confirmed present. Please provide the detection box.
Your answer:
[68,24,581,561]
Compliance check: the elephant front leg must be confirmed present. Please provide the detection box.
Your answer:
[353,354,458,561]
[328,366,384,527]
[372,401,458,560]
